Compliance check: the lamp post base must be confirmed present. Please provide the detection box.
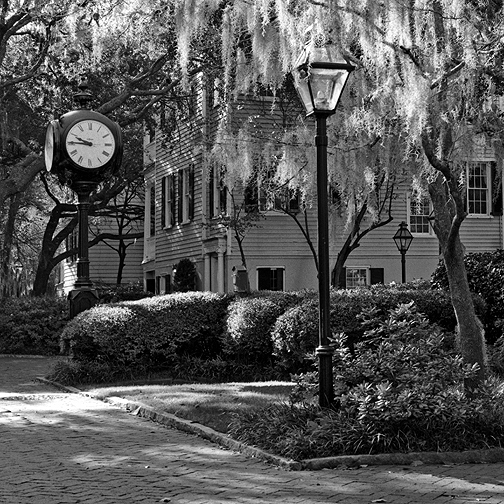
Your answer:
[316,345,334,408]
[68,287,99,318]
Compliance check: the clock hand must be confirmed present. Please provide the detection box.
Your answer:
[68,141,93,146]
[70,136,93,146]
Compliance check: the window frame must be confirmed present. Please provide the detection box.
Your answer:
[176,166,195,224]
[161,175,176,229]
[466,161,492,217]
[345,267,369,288]
[209,165,228,218]
[256,266,285,291]
[65,227,78,263]
[407,194,434,236]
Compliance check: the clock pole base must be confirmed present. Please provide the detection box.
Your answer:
[68,288,99,318]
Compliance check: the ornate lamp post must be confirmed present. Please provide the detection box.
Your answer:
[393,221,414,283]
[293,43,354,408]
[44,79,123,317]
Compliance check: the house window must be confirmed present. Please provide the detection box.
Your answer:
[177,166,195,223]
[467,162,491,215]
[244,169,300,213]
[161,175,175,228]
[209,165,227,217]
[257,267,284,291]
[65,227,78,263]
[408,195,432,235]
[339,267,384,288]
[145,184,156,237]
[163,274,171,294]
[346,268,368,288]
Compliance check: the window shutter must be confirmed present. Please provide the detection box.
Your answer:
[169,174,175,226]
[209,165,215,217]
[150,186,156,236]
[491,162,503,216]
[219,182,227,214]
[189,165,195,220]
[257,268,270,290]
[370,268,384,285]
[177,170,183,223]
[161,177,166,228]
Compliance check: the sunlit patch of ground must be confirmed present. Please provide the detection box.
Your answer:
[84,381,295,433]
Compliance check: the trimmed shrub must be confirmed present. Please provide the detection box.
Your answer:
[432,250,504,343]
[173,259,197,292]
[0,296,68,355]
[223,291,307,365]
[60,292,232,374]
[272,284,456,374]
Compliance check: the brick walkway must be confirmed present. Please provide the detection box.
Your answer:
[1,355,504,504]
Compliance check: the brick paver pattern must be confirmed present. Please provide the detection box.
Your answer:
[1,356,504,504]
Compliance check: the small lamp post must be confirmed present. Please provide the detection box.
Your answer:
[393,221,414,283]
[293,42,354,408]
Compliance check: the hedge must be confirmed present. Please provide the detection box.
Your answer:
[60,292,232,369]
[271,284,457,374]
[0,296,68,355]
[57,283,460,382]
[222,290,310,365]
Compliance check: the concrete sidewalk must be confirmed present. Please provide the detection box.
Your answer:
[1,355,504,504]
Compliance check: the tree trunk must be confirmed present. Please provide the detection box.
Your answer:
[443,234,486,390]
[32,254,58,297]
[32,205,77,297]
[116,239,127,285]
[1,194,21,297]
[428,174,486,392]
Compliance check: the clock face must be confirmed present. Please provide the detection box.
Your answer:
[65,119,116,169]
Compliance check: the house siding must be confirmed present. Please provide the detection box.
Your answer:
[144,79,504,293]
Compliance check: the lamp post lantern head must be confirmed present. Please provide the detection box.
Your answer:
[393,221,414,253]
[293,43,355,116]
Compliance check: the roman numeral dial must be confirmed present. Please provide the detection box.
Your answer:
[64,119,116,169]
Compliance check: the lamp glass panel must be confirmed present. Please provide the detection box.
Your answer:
[293,68,314,115]
[394,231,413,252]
[308,68,350,111]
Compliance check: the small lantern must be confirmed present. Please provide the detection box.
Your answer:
[293,43,355,116]
[393,221,414,283]
[393,221,414,254]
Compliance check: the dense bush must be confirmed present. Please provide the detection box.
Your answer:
[0,296,68,355]
[432,250,504,343]
[489,334,504,377]
[229,303,504,460]
[97,282,153,303]
[60,292,232,373]
[271,284,456,374]
[173,258,197,292]
[223,291,307,365]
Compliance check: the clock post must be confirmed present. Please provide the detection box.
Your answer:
[68,179,99,318]
[44,79,123,318]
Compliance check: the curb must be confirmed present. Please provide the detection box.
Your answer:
[35,377,504,471]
